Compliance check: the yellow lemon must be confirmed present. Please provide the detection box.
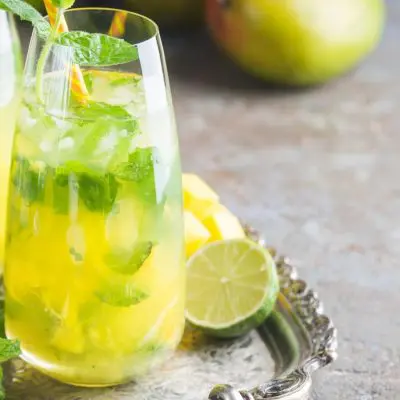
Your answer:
[202,204,245,241]
[184,210,211,258]
[182,174,219,220]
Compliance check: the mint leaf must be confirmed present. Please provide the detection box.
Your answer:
[52,171,70,214]
[83,71,94,94]
[114,148,159,204]
[0,338,20,363]
[12,158,47,205]
[95,283,148,307]
[73,102,138,130]
[110,75,141,87]
[12,158,119,214]
[56,31,139,67]
[71,103,139,146]
[105,241,153,275]
[78,172,118,213]
[0,0,50,40]
[0,299,19,400]
[113,147,156,182]
[54,162,119,213]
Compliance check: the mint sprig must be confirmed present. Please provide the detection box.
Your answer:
[104,241,153,275]
[95,283,149,307]
[0,300,21,399]
[56,31,139,67]
[0,0,50,39]
[0,338,21,363]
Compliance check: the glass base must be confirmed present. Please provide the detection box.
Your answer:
[18,347,175,388]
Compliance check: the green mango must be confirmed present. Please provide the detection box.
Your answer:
[206,0,385,86]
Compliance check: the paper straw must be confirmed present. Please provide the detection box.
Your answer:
[108,11,128,37]
[43,0,89,103]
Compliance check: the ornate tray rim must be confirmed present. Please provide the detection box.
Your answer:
[209,227,338,400]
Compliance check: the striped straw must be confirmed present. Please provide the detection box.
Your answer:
[43,0,89,103]
[108,11,128,37]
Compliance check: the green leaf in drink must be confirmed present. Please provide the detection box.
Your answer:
[110,75,141,87]
[0,0,50,40]
[113,147,159,204]
[0,338,21,363]
[0,299,21,399]
[105,241,153,275]
[82,70,94,94]
[72,102,139,132]
[56,31,139,67]
[78,172,119,214]
[95,283,149,307]
[12,158,47,205]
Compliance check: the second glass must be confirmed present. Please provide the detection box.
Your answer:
[0,11,21,271]
[4,8,185,386]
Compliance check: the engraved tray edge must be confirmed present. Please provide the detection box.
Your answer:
[209,226,338,400]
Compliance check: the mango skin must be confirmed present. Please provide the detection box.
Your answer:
[206,0,386,86]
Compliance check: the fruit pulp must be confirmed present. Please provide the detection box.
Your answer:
[4,70,185,386]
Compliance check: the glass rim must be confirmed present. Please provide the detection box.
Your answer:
[42,7,160,45]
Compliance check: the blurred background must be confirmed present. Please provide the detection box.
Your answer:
[15,0,400,399]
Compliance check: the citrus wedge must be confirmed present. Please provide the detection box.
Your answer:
[186,238,279,338]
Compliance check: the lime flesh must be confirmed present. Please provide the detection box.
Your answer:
[186,238,279,338]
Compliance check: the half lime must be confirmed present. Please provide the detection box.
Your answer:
[186,238,280,338]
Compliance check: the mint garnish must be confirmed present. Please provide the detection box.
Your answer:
[78,172,118,213]
[0,338,21,363]
[0,0,50,40]
[12,158,119,214]
[73,102,138,128]
[0,299,21,399]
[110,75,141,87]
[114,148,157,182]
[83,71,94,94]
[12,158,47,205]
[113,147,159,204]
[95,283,149,307]
[56,31,139,67]
[104,241,153,275]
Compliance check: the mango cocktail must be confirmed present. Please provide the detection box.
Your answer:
[4,70,185,386]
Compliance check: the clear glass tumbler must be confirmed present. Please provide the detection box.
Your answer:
[4,8,185,387]
[0,11,22,271]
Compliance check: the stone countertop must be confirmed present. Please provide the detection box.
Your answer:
[167,1,400,399]
[17,1,400,398]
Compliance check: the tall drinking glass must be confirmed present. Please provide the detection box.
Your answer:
[0,12,22,271]
[4,8,185,387]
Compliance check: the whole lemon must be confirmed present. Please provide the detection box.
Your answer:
[206,0,385,86]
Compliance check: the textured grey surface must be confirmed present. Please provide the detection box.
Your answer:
[166,1,400,399]
[16,1,400,398]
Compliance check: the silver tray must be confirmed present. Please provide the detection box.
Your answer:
[3,228,338,400]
